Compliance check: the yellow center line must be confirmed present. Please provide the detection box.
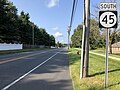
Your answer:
[0,51,47,65]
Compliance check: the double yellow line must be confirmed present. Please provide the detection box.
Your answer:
[0,51,47,65]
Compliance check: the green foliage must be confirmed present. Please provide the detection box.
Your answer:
[71,19,101,49]
[0,0,18,43]
[71,18,120,49]
[56,41,64,47]
[71,24,83,48]
[0,0,55,46]
[90,19,100,49]
[110,29,120,44]
[50,35,55,46]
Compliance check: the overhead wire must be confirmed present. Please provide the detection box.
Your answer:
[72,0,79,27]
[69,0,79,31]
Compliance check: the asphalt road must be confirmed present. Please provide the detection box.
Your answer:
[0,48,73,90]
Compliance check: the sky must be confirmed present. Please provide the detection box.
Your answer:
[8,0,119,44]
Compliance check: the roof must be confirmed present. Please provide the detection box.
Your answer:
[112,42,120,48]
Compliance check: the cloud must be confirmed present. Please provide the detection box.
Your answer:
[52,27,59,31]
[54,32,63,38]
[60,40,65,43]
[47,0,59,8]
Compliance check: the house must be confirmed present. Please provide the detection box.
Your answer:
[111,42,120,53]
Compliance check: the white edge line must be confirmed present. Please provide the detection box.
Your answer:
[1,52,60,90]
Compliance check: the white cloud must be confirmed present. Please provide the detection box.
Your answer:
[60,40,65,43]
[52,27,59,30]
[54,32,63,38]
[47,0,59,8]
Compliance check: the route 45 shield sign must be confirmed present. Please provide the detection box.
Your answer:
[99,11,117,28]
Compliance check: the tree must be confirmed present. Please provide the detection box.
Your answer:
[0,0,56,46]
[56,41,63,48]
[108,29,120,54]
[0,0,19,43]
[92,0,120,53]
[71,24,83,47]
[71,19,101,49]
[90,18,100,49]
[50,35,55,46]
[18,11,31,44]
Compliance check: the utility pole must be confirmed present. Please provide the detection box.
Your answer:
[67,26,71,49]
[32,25,34,48]
[80,0,90,78]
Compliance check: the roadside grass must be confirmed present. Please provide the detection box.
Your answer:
[69,48,120,90]
[75,47,120,59]
[91,48,105,54]
[109,53,120,59]
[91,48,120,59]
[0,48,48,55]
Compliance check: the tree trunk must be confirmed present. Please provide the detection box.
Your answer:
[108,29,112,54]
[109,43,112,54]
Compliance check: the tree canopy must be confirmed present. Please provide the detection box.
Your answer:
[71,18,120,50]
[71,24,83,48]
[0,0,55,46]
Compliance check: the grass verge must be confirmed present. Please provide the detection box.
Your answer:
[91,48,120,58]
[0,48,48,55]
[69,48,120,90]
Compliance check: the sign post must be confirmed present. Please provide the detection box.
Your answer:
[99,2,118,88]
[105,28,109,88]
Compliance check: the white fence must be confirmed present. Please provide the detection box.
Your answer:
[0,43,23,50]
[23,44,45,49]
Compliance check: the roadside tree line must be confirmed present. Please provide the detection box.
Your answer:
[0,0,55,46]
[71,18,120,50]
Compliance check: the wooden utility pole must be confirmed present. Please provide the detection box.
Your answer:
[80,0,90,78]
[84,0,90,78]
[68,26,71,49]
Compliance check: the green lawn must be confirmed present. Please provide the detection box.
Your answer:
[69,48,120,90]
[109,53,120,59]
[91,48,105,54]
[0,48,48,55]
[91,48,120,59]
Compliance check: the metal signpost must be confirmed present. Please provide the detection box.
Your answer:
[99,2,117,88]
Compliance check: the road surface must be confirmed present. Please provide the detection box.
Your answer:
[0,48,73,90]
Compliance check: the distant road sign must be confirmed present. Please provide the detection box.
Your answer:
[99,11,117,28]
[100,2,117,11]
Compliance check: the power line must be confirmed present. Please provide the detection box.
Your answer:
[74,0,79,18]
[68,0,79,49]
[69,0,79,30]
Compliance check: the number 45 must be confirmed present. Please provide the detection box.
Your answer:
[102,15,115,24]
